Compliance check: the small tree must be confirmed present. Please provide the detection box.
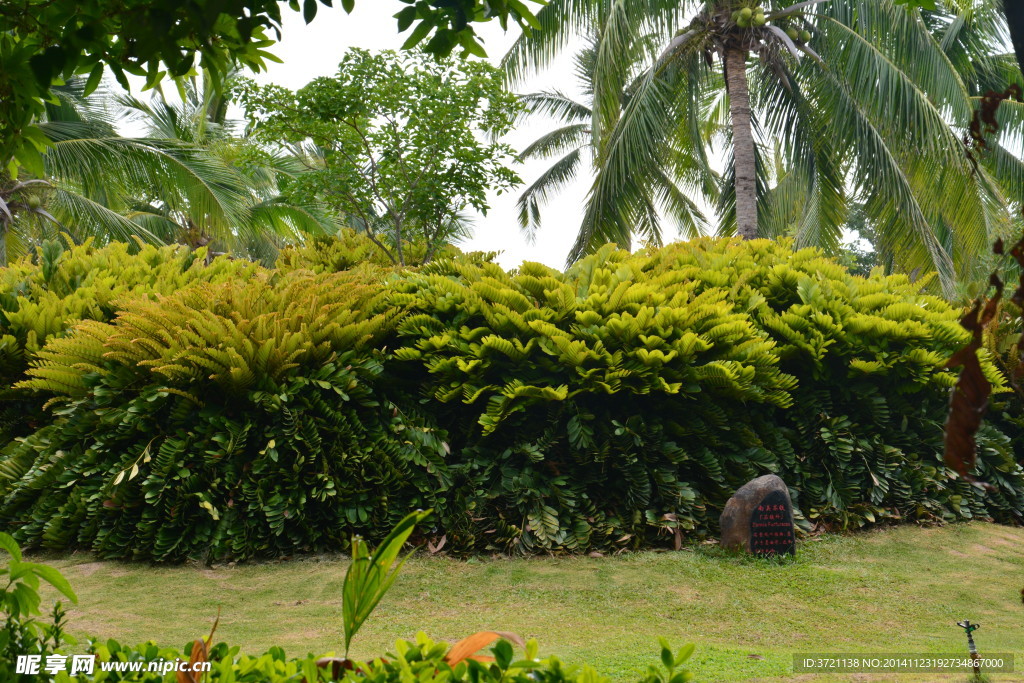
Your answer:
[236,49,522,265]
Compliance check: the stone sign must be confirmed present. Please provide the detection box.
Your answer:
[749,489,795,556]
[719,474,796,556]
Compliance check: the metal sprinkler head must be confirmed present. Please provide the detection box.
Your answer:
[957,620,980,635]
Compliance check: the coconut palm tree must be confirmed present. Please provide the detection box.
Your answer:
[2,74,334,265]
[516,34,718,250]
[505,0,1022,293]
[116,74,337,259]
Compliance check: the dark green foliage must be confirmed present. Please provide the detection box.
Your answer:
[1,0,542,179]
[0,237,1020,561]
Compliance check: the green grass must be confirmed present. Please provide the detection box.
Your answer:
[35,523,1024,683]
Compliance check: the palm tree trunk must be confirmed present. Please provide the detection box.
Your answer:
[724,47,758,240]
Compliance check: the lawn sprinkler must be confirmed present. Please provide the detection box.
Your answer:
[956,620,981,677]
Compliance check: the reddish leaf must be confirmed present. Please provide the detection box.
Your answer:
[177,608,220,683]
[316,657,355,679]
[427,534,447,554]
[967,85,1022,153]
[944,232,1024,485]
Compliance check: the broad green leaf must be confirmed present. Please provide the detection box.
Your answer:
[0,533,22,562]
[22,562,77,603]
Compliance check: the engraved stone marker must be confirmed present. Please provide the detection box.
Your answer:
[719,474,796,556]
[748,489,795,556]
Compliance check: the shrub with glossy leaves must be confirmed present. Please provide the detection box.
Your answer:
[275,229,496,274]
[0,237,1020,560]
[387,244,798,550]
[0,238,265,444]
[639,240,1019,528]
[385,239,1022,550]
[0,271,447,561]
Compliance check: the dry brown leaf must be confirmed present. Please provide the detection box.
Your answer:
[427,535,447,554]
[944,273,1003,482]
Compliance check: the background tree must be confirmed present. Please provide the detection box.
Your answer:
[900,0,1024,68]
[235,49,522,266]
[3,76,331,265]
[504,0,1022,293]
[114,72,335,260]
[0,0,543,188]
[516,34,718,250]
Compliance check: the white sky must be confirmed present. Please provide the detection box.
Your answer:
[248,3,600,270]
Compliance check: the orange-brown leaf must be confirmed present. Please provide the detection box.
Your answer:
[176,639,207,683]
[444,631,525,666]
[176,609,220,683]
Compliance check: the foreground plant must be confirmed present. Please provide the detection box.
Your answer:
[0,533,77,682]
[20,512,697,682]
[341,510,431,660]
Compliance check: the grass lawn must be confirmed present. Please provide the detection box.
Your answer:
[35,523,1024,683]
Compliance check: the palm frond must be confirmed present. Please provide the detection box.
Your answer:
[517,149,584,238]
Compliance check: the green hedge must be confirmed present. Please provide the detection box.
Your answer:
[0,235,1019,560]
[0,238,264,445]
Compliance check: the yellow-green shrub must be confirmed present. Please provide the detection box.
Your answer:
[0,271,446,560]
[0,238,266,443]
[275,229,493,274]
[0,236,1019,560]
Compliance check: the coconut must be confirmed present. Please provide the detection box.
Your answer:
[753,12,766,26]
[26,195,42,210]
[800,29,812,42]
[786,27,800,40]
[740,7,753,20]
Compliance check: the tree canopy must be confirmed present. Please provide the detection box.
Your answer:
[235,49,522,265]
[503,0,1023,293]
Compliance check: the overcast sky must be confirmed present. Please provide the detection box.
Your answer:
[246,3,601,270]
